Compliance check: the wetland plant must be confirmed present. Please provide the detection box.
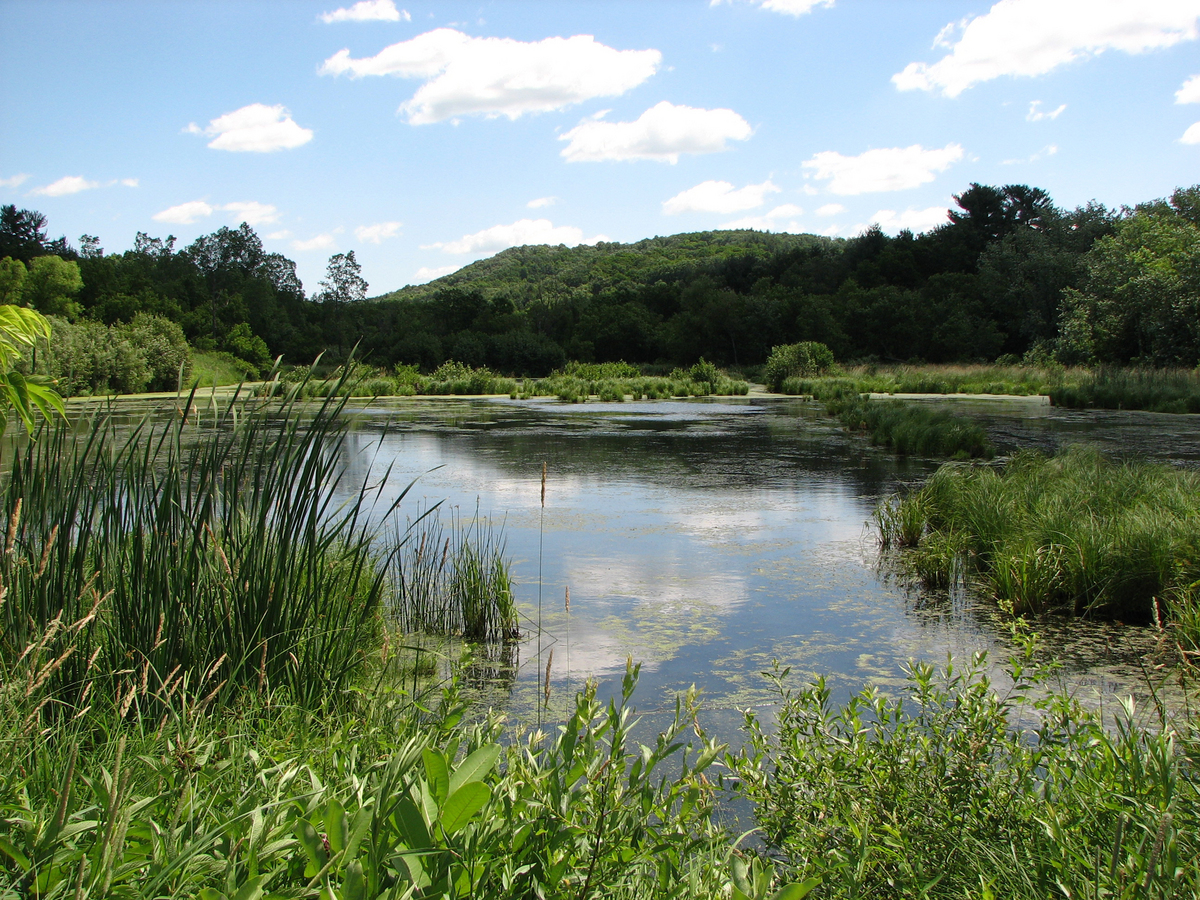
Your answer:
[1051,367,1200,413]
[829,396,994,459]
[877,447,1200,637]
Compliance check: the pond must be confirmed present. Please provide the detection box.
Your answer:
[331,395,1199,738]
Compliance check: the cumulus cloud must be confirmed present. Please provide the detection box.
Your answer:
[153,200,215,224]
[721,203,804,231]
[802,143,963,195]
[355,221,402,243]
[320,28,661,124]
[186,103,313,152]
[152,200,279,226]
[559,101,752,163]
[894,0,1200,97]
[870,205,950,234]
[1183,122,1200,143]
[414,264,460,282]
[293,234,338,252]
[222,201,280,226]
[422,218,606,254]
[816,203,845,216]
[1178,74,1200,103]
[1027,100,1066,121]
[662,179,779,215]
[0,174,29,189]
[321,0,408,23]
[710,0,834,17]
[30,176,101,197]
[527,196,556,209]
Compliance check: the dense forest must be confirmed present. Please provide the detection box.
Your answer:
[2,181,1198,389]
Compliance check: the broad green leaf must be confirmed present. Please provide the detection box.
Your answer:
[440,782,491,834]
[341,860,366,900]
[423,749,449,807]
[772,877,822,900]
[448,743,501,795]
[231,876,269,900]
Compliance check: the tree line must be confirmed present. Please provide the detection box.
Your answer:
[2,181,1198,383]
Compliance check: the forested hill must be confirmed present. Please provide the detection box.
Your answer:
[4,181,1200,381]
[378,230,838,309]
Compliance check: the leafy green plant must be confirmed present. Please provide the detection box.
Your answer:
[0,304,63,433]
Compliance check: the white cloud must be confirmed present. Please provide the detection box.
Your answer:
[414,265,459,282]
[710,0,834,17]
[1177,74,1200,103]
[187,103,313,152]
[355,221,402,243]
[802,143,963,195]
[321,0,409,23]
[30,175,101,197]
[894,0,1200,97]
[1183,122,1200,143]
[721,203,804,231]
[0,174,29,189]
[266,230,293,240]
[662,179,779,215]
[293,233,338,252]
[527,196,556,209]
[422,218,606,254]
[320,28,661,124]
[222,201,280,226]
[121,178,139,187]
[153,200,215,224]
[816,202,845,216]
[559,101,752,163]
[870,205,950,234]
[1027,100,1066,121]
[1001,144,1058,164]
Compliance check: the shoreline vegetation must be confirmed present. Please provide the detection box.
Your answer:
[1,349,1198,896]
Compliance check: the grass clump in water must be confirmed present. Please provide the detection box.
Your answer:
[1051,368,1200,413]
[878,447,1200,635]
[782,362,1068,398]
[827,394,994,460]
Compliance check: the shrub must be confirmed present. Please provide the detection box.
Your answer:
[763,341,836,391]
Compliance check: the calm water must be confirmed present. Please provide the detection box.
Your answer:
[324,395,1200,736]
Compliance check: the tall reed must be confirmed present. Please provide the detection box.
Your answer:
[1051,367,1200,413]
[1,374,404,716]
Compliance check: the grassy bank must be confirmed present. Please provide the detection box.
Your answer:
[877,447,1200,640]
[782,363,1068,398]
[1051,368,1200,414]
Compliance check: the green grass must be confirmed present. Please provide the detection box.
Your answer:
[825,393,995,460]
[1051,368,1200,414]
[189,350,260,388]
[783,363,1069,398]
[877,447,1200,639]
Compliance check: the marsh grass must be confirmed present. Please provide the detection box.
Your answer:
[1051,368,1200,414]
[827,395,994,459]
[389,506,518,643]
[782,362,1069,398]
[878,448,1200,641]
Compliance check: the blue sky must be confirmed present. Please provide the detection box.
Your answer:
[2,0,1198,296]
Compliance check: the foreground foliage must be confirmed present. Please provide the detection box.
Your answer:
[877,448,1200,638]
[730,643,1200,899]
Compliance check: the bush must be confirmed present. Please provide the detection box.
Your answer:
[763,341,836,391]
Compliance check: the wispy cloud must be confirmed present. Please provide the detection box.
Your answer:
[152,200,280,226]
[30,175,101,197]
[355,221,402,243]
[292,233,338,252]
[422,218,606,255]
[710,0,834,17]
[870,205,950,234]
[1027,100,1066,121]
[662,179,779,215]
[1177,74,1200,103]
[414,264,460,283]
[527,196,557,209]
[1,174,30,189]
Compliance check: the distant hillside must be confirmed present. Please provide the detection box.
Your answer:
[377,230,840,308]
